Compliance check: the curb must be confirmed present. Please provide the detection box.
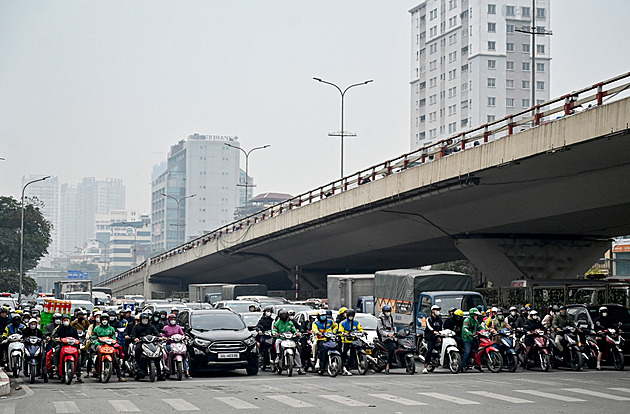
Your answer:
[0,367,10,396]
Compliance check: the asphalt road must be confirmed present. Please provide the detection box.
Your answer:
[2,366,630,414]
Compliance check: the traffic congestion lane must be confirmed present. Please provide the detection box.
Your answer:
[3,368,630,414]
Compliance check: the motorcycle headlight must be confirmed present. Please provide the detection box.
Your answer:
[194,338,211,348]
[243,336,256,347]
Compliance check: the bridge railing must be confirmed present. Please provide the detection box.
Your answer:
[98,71,630,287]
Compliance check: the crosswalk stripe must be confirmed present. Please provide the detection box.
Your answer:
[320,394,369,407]
[515,390,585,402]
[110,400,141,412]
[268,395,314,407]
[215,397,258,410]
[564,388,630,401]
[1,403,16,414]
[608,388,630,394]
[53,401,80,413]
[370,393,427,405]
[468,391,533,404]
[418,392,480,405]
[163,399,200,411]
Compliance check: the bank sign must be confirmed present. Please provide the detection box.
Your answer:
[67,270,89,280]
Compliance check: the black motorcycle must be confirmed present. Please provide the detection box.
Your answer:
[133,335,164,382]
[550,326,583,371]
[343,331,370,375]
[23,336,47,384]
[370,329,416,374]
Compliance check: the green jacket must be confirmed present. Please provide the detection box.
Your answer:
[272,319,297,335]
[91,324,116,346]
[462,316,481,342]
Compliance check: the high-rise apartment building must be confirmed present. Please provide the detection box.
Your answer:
[22,175,59,260]
[151,134,242,252]
[410,0,551,150]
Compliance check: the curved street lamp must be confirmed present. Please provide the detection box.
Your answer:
[19,175,50,303]
[313,77,373,178]
[224,143,270,211]
[161,193,196,246]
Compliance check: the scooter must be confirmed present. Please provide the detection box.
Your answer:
[135,335,163,382]
[23,336,46,384]
[578,329,600,369]
[550,326,583,371]
[163,334,188,381]
[371,329,416,374]
[420,329,461,374]
[258,330,274,370]
[46,337,80,385]
[272,332,297,377]
[494,329,518,372]
[93,337,117,383]
[317,332,342,377]
[469,330,502,373]
[522,329,551,372]
[5,333,25,378]
[344,331,370,375]
[598,328,625,370]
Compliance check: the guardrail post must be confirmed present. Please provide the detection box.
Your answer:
[564,96,575,115]
[596,85,606,106]
[534,107,543,126]
[403,155,409,169]
[507,117,514,135]
[483,126,490,143]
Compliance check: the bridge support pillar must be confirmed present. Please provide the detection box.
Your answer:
[455,237,610,286]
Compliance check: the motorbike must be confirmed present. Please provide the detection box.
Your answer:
[550,326,583,371]
[494,329,518,372]
[578,329,600,369]
[598,328,625,370]
[93,337,117,383]
[272,332,298,377]
[469,330,502,373]
[343,331,370,375]
[371,329,416,375]
[419,329,461,374]
[317,332,342,377]
[23,336,46,384]
[163,334,188,381]
[258,330,274,370]
[521,329,551,372]
[46,337,80,385]
[5,333,25,378]
[135,335,164,382]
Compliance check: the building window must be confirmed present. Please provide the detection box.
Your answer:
[522,62,530,71]
[506,42,514,52]
[430,94,437,105]
[448,122,457,133]
[449,33,457,45]
[536,63,545,72]
[537,44,545,54]
[536,8,546,19]
[487,78,496,87]
[448,69,457,80]
[488,4,496,14]
[430,77,437,88]
[506,61,515,70]
[522,80,530,89]
[430,9,438,20]
[429,129,436,139]
[448,104,457,115]
[461,118,469,128]
[429,112,437,122]
[448,16,457,28]
[440,125,446,135]
[522,6,530,17]
[430,26,438,37]
[487,97,496,107]
[488,22,496,32]
[506,97,515,107]
[506,6,515,16]
[507,24,515,33]
[449,0,457,11]
[488,115,496,122]
[488,59,496,69]
[537,81,545,90]
[419,98,426,107]
[429,60,437,71]
[506,79,515,88]
[448,87,457,98]
[488,41,496,51]
[420,115,426,123]
[461,63,469,72]
[449,51,457,62]
[522,98,530,108]
[430,43,438,54]
[522,43,530,53]
[461,82,468,91]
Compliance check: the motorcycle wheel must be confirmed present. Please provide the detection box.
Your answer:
[42,362,48,383]
[449,351,461,374]
[176,360,183,381]
[570,350,583,371]
[328,354,341,378]
[29,365,36,384]
[486,351,503,373]
[285,354,293,377]
[426,363,435,372]
[507,354,518,373]
[64,360,74,385]
[540,353,551,372]
[356,353,367,375]
[612,348,625,371]
[405,355,416,375]
[12,357,19,378]
[101,360,112,383]
[149,361,156,383]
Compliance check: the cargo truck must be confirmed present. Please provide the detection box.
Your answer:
[221,284,267,301]
[188,283,225,305]
[327,274,375,314]
[54,280,92,300]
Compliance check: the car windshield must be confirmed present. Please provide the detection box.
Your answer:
[191,313,246,331]
[239,313,262,326]
[589,306,630,323]
[152,304,188,314]
[434,295,486,313]
[259,300,284,309]
[355,315,377,330]
[274,305,310,313]
[223,302,256,313]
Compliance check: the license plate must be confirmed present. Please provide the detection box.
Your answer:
[217,353,239,359]
[365,349,372,354]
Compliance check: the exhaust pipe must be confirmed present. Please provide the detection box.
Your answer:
[366,355,378,365]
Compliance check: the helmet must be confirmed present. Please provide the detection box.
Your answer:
[28,318,38,325]
[125,307,132,313]
[171,306,178,312]
[288,309,295,316]
[11,315,21,324]
[53,312,62,320]
[317,309,327,317]
[382,304,392,312]
[263,306,273,314]
[168,313,177,320]
[93,307,100,313]
[76,310,84,316]
[491,307,499,313]
[134,314,140,321]
[118,309,126,314]
[551,305,559,312]
[152,311,160,318]
[140,312,150,323]
[346,309,356,319]
[0,307,7,314]
[278,309,289,321]
[107,310,116,317]
[469,308,480,316]
[100,313,110,322]
[525,304,532,311]
[454,309,464,318]
[448,307,457,314]
[431,305,441,312]
[160,310,167,316]
[599,306,608,313]
[326,310,332,317]
[508,306,517,312]
[94,311,102,318]
[61,314,70,321]
[529,310,538,317]
[339,307,348,316]
[520,307,527,312]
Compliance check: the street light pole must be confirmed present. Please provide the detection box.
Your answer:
[19,175,50,303]
[313,77,373,178]
[224,143,270,212]
[161,193,196,246]
[91,239,112,283]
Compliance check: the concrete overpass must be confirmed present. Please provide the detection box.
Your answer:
[100,73,630,298]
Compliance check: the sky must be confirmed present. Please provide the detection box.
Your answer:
[1,0,630,214]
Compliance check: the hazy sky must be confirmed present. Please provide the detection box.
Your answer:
[2,1,630,214]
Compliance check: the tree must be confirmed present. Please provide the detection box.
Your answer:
[0,269,38,295]
[0,195,52,272]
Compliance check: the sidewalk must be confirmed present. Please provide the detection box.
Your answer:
[0,366,10,396]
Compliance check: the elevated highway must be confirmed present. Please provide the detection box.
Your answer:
[100,73,630,297]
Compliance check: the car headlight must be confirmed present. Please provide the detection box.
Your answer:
[194,338,211,347]
[244,336,256,346]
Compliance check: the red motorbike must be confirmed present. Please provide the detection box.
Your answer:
[470,330,502,373]
[46,337,80,385]
[94,337,117,383]
[521,329,551,371]
[598,328,625,370]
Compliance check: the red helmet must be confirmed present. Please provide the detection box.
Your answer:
[167,313,177,320]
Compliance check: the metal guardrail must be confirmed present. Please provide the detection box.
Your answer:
[98,71,630,287]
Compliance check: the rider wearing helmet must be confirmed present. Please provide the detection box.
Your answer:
[162,314,190,378]
[21,318,43,340]
[90,313,126,382]
[594,306,615,370]
[376,304,396,374]
[256,307,275,370]
[131,312,162,379]
[0,307,9,334]
[423,305,444,374]
[150,311,163,331]
[52,315,83,382]
[71,310,90,332]
[444,309,464,350]
[507,306,519,327]
[312,309,337,371]
[551,306,575,352]
[490,309,510,331]
[272,309,305,375]
[515,306,529,329]
[522,309,544,365]
[462,308,482,372]
[338,309,364,376]
[336,307,348,324]
[170,306,180,317]
[44,313,63,338]
[484,307,499,329]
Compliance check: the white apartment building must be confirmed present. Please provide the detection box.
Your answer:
[410,0,551,150]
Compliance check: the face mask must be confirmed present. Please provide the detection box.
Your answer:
[154,317,159,321]
[510,311,517,316]
[142,319,149,325]
[55,319,61,325]
[532,316,539,320]
[102,320,108,325]
[348,316,354,321]
[265,312,271,317]
[318,316,326,322]
[497,316,504,321]
[289,315,294,320]
[63,321,70,326]
[170,320,176,325]
[601,312,608,317]
[384,312,391,317]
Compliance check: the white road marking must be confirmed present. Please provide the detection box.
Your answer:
[608,388,630,393]
[109,400,141,412]
[53,401,80,413]
[320,394,369,407]
[268,395,314,407]
[468,390,533,404]
[564,388,630,401]
[215,397,258,410]
[163,399,201,411]
[515,390,585,402]
[370,393,427,405]
[1,404,16,414]
[418,392,481,405]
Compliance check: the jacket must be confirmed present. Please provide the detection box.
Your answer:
[462,316,481,342]
[376,313,395,340]
[44,322,59,337]
[552,313,575,330]
[91,324,116,346]
[3,323,25,339]
[131,321,159,340]
[424,314,443,341]
[312,319,336,341]
[256,315,274,333]
[21,326,43,339]
[162,323,185,340]
[52,324,79,340]
[272,319,297,335]
[443,317,463,336]
[338,319,363,343]
[595,315,616,331]
[71,318,90,332]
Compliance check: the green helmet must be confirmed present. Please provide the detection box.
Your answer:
[469,308,480,316]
